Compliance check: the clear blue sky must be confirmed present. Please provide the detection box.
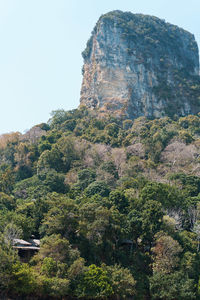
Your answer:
[0,0,199,134]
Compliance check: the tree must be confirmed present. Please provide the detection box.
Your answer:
[151,232,182,274]
[79,203,124,264]
[36,234,80,266]
[75,168,96,190]
[0,169,15,194]
[100,161,118,178]
[109,190,129,213]
[181,252,199,281]
[140,182,183,209]
[75,264,113,299]
[49,109,68,128]
[39,276,70,297]
[141,200,163,245]
[42,169,68,193]
[3,223,23,245]
[105,264,136,298]
[39,195,79,241]
[192,221,200,251]
[9,262,36,295]
[0,234,19,292]
[150,271,196,299]
[0,192,15,211]
[85,181,110,197]
[37,136,78,174]
[127,209,142,243]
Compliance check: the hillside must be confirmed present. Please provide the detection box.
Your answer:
[1,108,200,298]
[1,9,200,300]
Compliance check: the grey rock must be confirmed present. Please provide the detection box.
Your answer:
[80,10,200,119]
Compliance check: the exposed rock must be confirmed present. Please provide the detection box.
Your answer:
[80,10,200,119]
[20,125,47,143]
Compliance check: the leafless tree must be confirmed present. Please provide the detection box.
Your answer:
[3,223,23,245]
[166,208,183,231]
[192,222,200,251]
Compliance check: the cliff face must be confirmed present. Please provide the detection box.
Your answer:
[80,10,200,119]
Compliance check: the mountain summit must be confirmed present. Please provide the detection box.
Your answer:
[80,10,200,119]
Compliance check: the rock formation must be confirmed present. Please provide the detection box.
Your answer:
[80,10,200,119]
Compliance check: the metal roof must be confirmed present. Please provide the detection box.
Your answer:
[13,239,32,246]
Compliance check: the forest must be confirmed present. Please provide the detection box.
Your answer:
[1,107,200,299]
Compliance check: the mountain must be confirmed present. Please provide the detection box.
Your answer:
[1,11,200,300]
[80,10,200,119]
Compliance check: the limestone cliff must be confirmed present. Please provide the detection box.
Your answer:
[80,10,200,119]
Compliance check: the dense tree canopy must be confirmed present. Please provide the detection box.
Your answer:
[1,108,200,298]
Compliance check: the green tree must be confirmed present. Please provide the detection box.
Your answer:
[105,264,136,299]
[109,189,129,212]
[76,264,113,299]
[85,181,110,197]
[0,169,15,194]
[140,182,183,209]
[0,234,19,292]
[0,192,15,211]
[38,276,70,298]
[39,195,79,241]
[141,200,163,245]
[150,271,196,299]
[9,262,36,295]
[35,234,80,266]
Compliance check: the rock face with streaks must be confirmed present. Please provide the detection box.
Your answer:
[80,10,200,119]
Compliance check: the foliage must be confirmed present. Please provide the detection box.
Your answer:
[151,232,182,274]
[150,271,196,299]
[1,107,200,298]
[76,264,113,299]
[105,264,136,298]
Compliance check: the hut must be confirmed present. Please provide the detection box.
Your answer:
[13,238,40,262]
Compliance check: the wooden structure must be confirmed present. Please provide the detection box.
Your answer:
[13,238,40,262]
